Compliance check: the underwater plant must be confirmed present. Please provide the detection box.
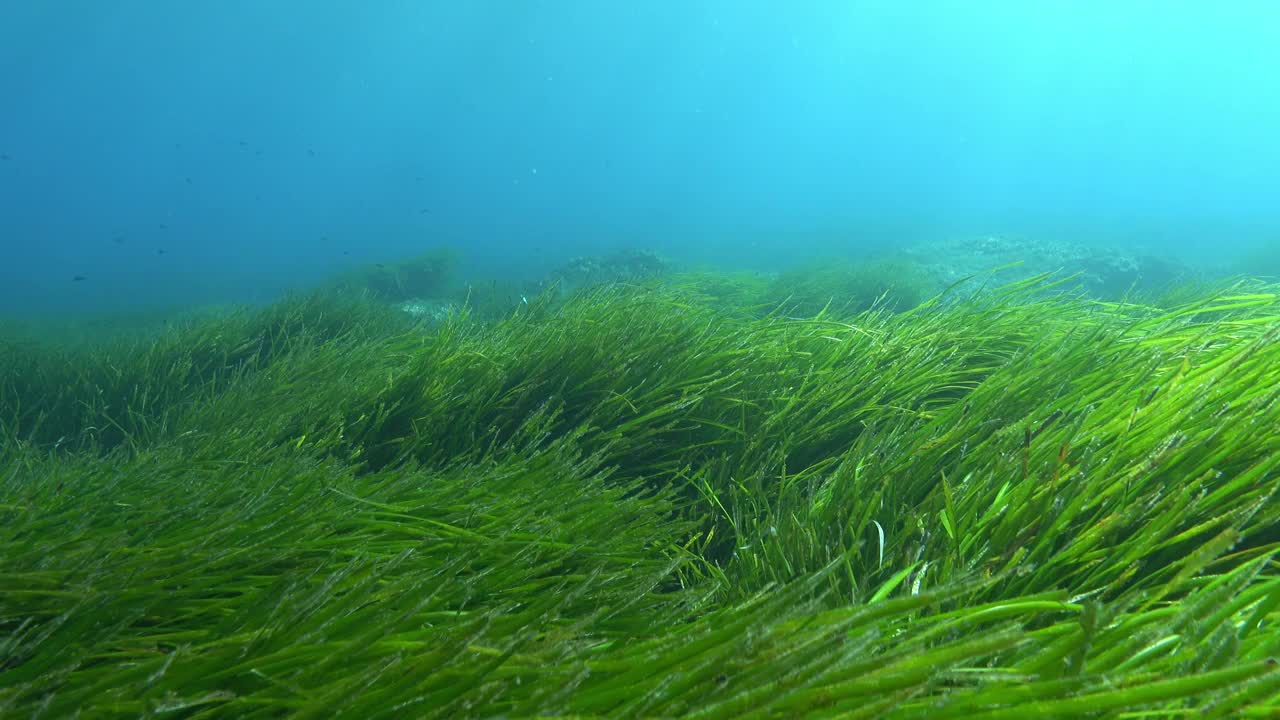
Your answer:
[2,270,1280,717]
[766,256,931,316]
[330,247,462,302]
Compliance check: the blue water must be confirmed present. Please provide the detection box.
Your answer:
[2,2,1278,313]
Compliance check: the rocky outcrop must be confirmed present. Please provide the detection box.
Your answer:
[545,249,670,292]
[902,236,1193,299]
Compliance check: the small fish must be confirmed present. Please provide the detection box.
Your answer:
[112,235,125,245]
[157,249,166,255]
[375,263,385,269]
[0,153,10,161]
[419,208,430,214]
[72,275,86,282]
[159,224,168,230]
[307,148,316,157]
[185,177,193,184]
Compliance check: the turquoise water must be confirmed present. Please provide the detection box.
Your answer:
[1,1,1277,313]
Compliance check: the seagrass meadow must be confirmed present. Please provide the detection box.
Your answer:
[3,270,1280,718]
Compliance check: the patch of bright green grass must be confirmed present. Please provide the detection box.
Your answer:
[2,270,1279,717]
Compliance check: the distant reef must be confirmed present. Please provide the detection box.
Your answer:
[543,248,671,292]
[902,236,1194,299]
[335,238,1211,325]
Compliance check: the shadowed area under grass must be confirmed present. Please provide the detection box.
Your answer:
[2,271,1279,717]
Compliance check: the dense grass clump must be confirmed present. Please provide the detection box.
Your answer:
[2,271,1280,718]
[764,256,933,314]
[0,292,413,453]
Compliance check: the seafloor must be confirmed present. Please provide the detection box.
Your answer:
[2,237,1279,718]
